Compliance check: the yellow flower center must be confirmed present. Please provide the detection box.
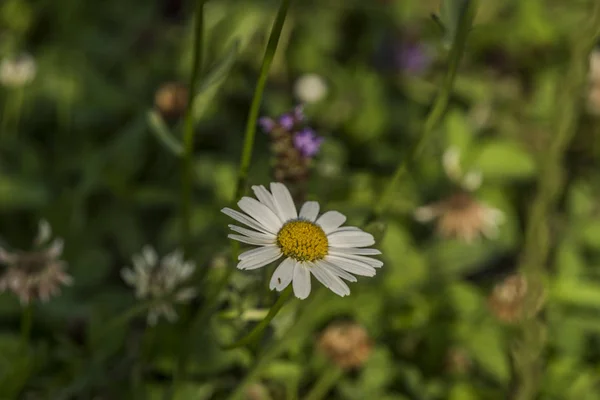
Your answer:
[276,219,329,262]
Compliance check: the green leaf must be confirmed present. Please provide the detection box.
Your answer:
[553,280,600,308]
[444,109,473,151]
[579,220,600,249]
[438,0,470,48]
[0,176,48,208]
[192,40,239,121]
[471,141,537,180]
[464,324,509,383]
[147,110,183,156]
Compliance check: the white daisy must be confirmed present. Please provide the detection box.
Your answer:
[221,182,383,299]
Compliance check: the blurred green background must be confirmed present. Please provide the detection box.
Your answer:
[2,0,600,399]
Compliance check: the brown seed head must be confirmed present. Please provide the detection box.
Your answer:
[318,322,373,369]
[154,82,189,118]
[488,273,545,323]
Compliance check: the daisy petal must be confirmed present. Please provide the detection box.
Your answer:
[239,245,280,260]
[252,185,282,220]
[292,262,311,299]
[269,258,295,291]
[238,197,283,234]
[229,225,276,241]
[237,247,282,270]
[320,260,358,282]
[328,252,384,268]
[316,211,347,234]
[228,234,274,246]
[328,247,382,256]
[299,201,320,222]
[331,226,362,233]
[325,255,377,276]
[327,230,375,248]
[270,182,298,221]
[311,261,350,297]
[222,208,272,234]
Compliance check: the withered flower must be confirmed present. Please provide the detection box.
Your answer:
[154,81,189,119]
[415,147,504,243]
[487,273,546,323]
[414,191,504,243]
[0,220,72,304]
[317,321,373,369]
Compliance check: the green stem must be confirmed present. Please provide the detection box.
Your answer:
[303,366,343,400]
[222,285,293,349]
[233,0,292,200]
[180,0,205,255]
[368,0,478,223]
[225,289,326,400]
[91,301,152,349]
[20,303,33,350]
[510,4,600,400]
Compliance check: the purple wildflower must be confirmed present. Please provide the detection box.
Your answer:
[278,113,295,130]
[396,43,431,74]
[258,117,276,133]
[293,128,324,158]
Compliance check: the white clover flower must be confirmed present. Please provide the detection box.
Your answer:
[221,182,383,300]
[0,53,37,88]
[294,73,328,104]
[121,246,197,325]
[415,148,504,243]
[0,220,72,304]
[414,192,505,243]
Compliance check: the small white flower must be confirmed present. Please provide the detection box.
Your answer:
[0,53,37,88]
[222,182,383,300]
[294,73,328,104]
[121,246,197,325]
[0,220,72,305]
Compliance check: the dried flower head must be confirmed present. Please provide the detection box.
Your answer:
[317,321,373,369]
[415,147,503,242]
[445,347,472,375]
[121,246,196,325]
[0,53,37,88]
[415,191,504,243]
[154,81,189,118]
[488,273,546,323]
[294,73,328,104]
[0,220,72,304]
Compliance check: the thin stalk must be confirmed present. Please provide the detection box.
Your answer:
[180,0,205,255]
[221,285,293,349]
[303,366,343,400]
[91,301,152,349]
[20,303,33,350]
[233,0,292,200]
[510,3,600,400]
[225,289,325,400]
[368,0,478,223]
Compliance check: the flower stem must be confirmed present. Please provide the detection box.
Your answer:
[368,0,478,223]
[233,0,292,200]
[303,366,343,400]
[221,285,293,349]
[180,0,205,255]
[510,4,600,400]
[20,303,33,350]
[91,301,152,349]
[225,289,326,400]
